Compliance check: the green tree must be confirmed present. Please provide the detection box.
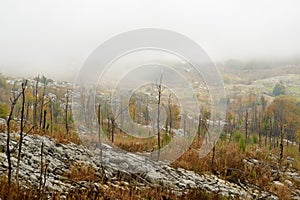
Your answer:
[272,81,286,96]
[268,95,300,168]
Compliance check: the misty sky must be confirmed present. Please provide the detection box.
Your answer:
[0,0,299,80]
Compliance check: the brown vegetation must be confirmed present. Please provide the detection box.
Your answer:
[0,175,226,200]
[1,74,300,199]
[65,162,96,182]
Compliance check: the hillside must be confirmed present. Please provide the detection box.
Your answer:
[1,69,300,199]
[0,132,278,199]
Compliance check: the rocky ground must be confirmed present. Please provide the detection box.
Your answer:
[0,132,280,199]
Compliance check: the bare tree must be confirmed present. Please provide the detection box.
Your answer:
[211,140,218,175]
[43,110,47,132]
[109,105,128,144]
[97,104,102,149]
[65,89,71,134]
[156,75,164,150]
[6,86,22,189]
[38,141,48,199]
[39,76,47,130]
[38,107,48,199]
[96,104,106,177]
[33,76,40,132]
[269,119,273,150]
[245,109,249,143]
[16,80,27,187]
[50,101,53,133]
[277,99,285,170]
[197,114,202,145]
[110,116,115,143]
[167,93,173,136]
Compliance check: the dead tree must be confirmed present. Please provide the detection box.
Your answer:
[38,104,48,199]
[38,108,49,199]
[16,80,27,187]
[277,98,285,171]
[50,101,53,133]
[38,141,48,199]
[39,76,47,130]
[167,93,172,136]
[245,110,249,143]
[65,89,71,134]
[33,76,40,132]
[109,105,128,144]
[45,94,55,134]
[197,114,202,145]
[110,116,115,143]
[96,104,106,177]
[211,140,218,175]
[269,119,273,150]
[6,87,22,188]
[156,75,164,150]
[279,125,284,169]
[97,104,102,149]
[43,110,47,132]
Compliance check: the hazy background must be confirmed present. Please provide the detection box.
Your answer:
[0,0,299,81]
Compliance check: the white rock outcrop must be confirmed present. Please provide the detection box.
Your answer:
[0,132,278,199]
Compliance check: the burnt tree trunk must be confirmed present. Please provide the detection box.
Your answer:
[33,76,39,132]
[16,80,27,187]
[156,75,164,150]
[6,87,22,193]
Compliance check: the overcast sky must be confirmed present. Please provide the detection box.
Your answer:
[0,0,299,80]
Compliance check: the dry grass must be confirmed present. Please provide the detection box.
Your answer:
[110,128,171,153]
[0,124,5,132]
[82,129,297,198]
[65,162,96,182]
[114,133,158,152]
[46,130,82,145]
[2,131,298,199]
[0,121,82,145]
[271,184,291,200]
[87,185,227,200]
[0,175,226,200]
[171,138,294,193]
[1,119,299,199]
[0,176,37,200]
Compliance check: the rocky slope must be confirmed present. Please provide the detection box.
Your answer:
[0,132,278,199]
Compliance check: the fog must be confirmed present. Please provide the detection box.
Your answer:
[0,0,299,81]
